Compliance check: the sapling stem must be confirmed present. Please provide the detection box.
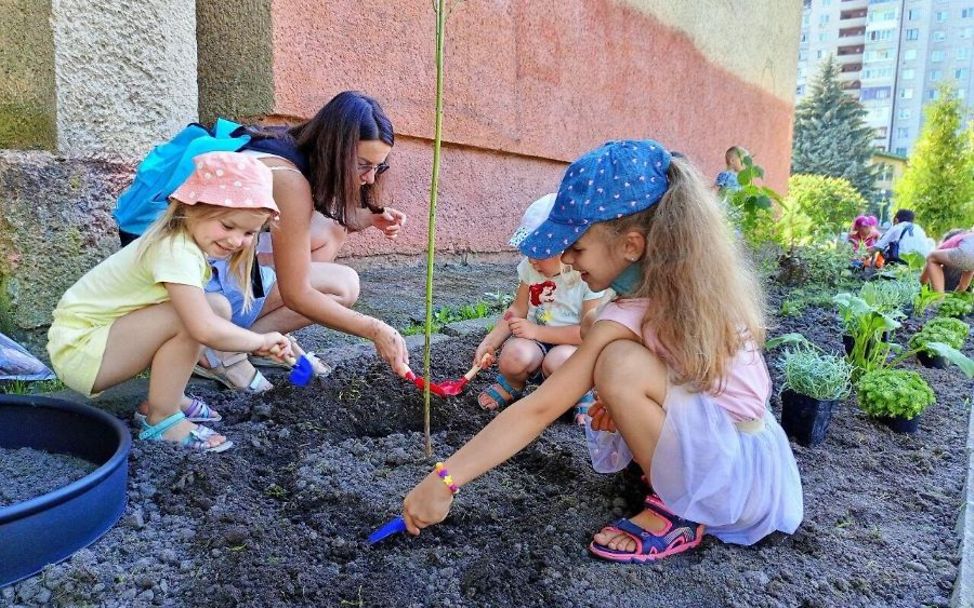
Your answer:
[421,0,449,456]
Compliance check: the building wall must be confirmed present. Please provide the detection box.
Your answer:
[797,0,974,157]
[201,0,802,257]
[0,0,802,331]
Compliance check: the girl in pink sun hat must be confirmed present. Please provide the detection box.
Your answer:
[47,152,292,452]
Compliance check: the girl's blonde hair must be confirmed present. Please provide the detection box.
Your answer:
[600,156,767,392]
[138,201,269,312]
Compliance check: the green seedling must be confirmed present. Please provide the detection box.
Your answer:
[856,368,935,420]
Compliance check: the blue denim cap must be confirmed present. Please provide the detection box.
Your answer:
[518,140,671,258]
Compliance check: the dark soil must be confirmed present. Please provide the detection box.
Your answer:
[2,269,970,608]
[0,447,96,507]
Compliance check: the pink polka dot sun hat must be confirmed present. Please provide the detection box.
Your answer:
[171,151,280,218]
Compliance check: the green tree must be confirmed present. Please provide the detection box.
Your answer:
[894,83,974,239]
[792,56,878,199]
[786,174,867,240]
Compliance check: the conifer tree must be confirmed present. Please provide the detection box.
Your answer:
[792,56,878,199]
[894,83,974,239]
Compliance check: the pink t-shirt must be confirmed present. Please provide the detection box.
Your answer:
[940,232,974,249]
[598,299,770,422]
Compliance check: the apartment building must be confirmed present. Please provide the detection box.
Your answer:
[797,0,974,156]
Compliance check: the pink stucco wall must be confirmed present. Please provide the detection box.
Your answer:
[268,0,795,258]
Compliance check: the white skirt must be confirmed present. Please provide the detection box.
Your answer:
[650,385,804,546]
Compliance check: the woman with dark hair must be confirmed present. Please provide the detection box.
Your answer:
[191,91,410,391]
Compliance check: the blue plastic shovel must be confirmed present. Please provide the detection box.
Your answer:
[368,516,406,544]
[287,355,314,387]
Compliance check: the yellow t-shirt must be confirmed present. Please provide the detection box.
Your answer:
[47,232,210,396]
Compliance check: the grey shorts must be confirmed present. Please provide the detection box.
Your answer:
[945,237,974,272]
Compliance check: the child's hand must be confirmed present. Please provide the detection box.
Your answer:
[255,332,292,361]
[507,317,538,340]
[473,343,496,368]
[402,471,455,536]
[589,397,616,432]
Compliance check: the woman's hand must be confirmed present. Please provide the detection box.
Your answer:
[254,332,292,360]
[373,207,407,240]
[507,317,538,341]
[589,397,617,432]
[402,472,455,535]
[370,320,410,377]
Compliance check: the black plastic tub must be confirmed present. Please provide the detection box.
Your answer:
[780,389,837,447]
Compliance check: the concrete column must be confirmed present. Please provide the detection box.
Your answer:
[52,0,198,162]
[0,0,57,150]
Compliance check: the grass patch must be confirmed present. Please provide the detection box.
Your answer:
[0,378,66,395]
[401,292,512,336]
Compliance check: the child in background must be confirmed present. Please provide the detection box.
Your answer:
[474,194,607,423]
[848,214,881,268]
[714,145,746,195]
[47,152,292,452]
[402,140,803,562]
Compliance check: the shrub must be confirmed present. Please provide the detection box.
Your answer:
[786,174,868,240]
[856,369,936,420]
[779,346,853,401]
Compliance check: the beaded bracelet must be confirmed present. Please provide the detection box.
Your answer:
[434,462,460,495]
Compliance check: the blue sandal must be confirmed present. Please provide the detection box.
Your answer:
[478,374,523,411]
[139,412,233,453]
[588,498,704,563]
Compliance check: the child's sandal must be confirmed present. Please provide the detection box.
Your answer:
[478,374,522,411]
[138,412,233,453]
[588,500,704,563]
[134,397,221,427]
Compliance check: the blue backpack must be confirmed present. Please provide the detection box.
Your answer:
[113,119,251,235]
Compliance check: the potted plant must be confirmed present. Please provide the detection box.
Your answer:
[833,293,901,375]
[856,369,935,433]
[935,293,973,319]
[909,317,969,369]
[860,278,918,318]
[768,334,853,446]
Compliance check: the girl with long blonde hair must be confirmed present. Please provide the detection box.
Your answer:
[400,140,803,562]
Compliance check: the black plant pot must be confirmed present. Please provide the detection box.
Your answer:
[917,350,948,369]
[877,413,920,434]
[781,389,837,447]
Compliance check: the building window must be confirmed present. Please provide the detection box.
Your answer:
[904,48,918,61]
[901,88,914,99]
[963,27,974,38]
[959,48,972,60]
[896,127,909,139]
[956,68,970,79]
[796,84,806,96]
[906,28,919,40]
[964,7,974,18]
[908,8,921,20]
[819,32,829,42]
[898,108,912,119]
[927,89,941,100]
[933,30,947,41]
[931,50,946,62]
[902,68,915,80]
[936,11,948,21]
[817,49,825,59]
[930,69,943,81]
[895,147,908,156]
[870,29,894,41]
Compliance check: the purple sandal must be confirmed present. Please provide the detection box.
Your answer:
[588,496,704,563]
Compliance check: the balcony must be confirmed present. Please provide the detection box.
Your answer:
[841,62,863,72]
[837,44,865,57]
[841,79,863,90]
